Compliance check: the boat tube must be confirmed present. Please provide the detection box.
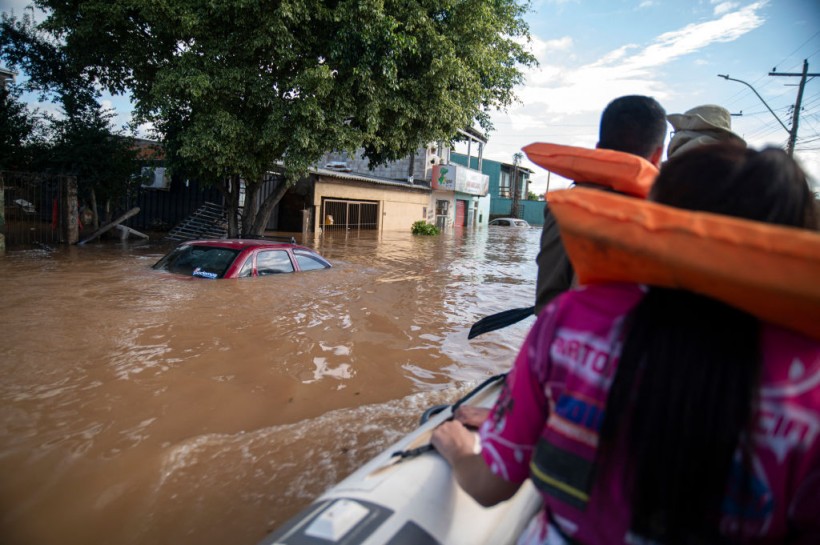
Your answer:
[258,375,542,545]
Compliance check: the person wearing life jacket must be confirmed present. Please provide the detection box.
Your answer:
[533,95,668,315]
[432,144,820,545]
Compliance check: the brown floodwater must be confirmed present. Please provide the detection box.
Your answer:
[0,227,540,545]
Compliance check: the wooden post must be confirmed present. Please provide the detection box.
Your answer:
[78,207,140,245]
[90,188,100,230]
[116,224,149,240]
[302,209,310,242]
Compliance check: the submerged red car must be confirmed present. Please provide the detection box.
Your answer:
[152,238,332,279]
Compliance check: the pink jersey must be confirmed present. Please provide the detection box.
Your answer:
[479,283,820,545]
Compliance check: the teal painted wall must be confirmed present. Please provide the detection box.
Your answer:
[450,153,521,198]
[490,198,545,225]
[451,152,541,224]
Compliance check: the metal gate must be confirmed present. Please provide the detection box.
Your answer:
[322,199,379,231]
[2,171,72,248]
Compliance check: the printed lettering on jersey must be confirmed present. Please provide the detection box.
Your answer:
[755,400,819,463]
[550,328,619,386]
[548,392,605,447]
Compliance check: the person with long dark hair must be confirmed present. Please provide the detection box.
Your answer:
[432,144,820,544]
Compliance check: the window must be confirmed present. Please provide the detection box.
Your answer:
[294,251,330,271]
[435,200,449,215]
[153,245,239,278]
[499,172,511,198]
[237,256,254,278]
[257,250,295,275]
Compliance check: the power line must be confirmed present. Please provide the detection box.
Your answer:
[772,31,820,70]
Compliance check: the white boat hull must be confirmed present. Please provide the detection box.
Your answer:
[260,376,542,545]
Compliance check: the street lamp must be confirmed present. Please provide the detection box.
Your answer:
[717,73,792,154]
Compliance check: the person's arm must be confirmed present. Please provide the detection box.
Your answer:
[431,420,521,507]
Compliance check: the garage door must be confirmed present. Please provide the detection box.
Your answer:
[322,199,379,231]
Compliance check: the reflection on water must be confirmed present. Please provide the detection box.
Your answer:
[0,227,540,545]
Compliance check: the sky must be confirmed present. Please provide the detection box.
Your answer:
[2,0,819,194]
[478,0,820,193]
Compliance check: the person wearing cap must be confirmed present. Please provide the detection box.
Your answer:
[666,104,746,158]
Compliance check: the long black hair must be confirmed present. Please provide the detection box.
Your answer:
[598,144,816,543]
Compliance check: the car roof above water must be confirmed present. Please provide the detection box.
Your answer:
[183,238,300,250]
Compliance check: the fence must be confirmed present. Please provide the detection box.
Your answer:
[1,171,77,249]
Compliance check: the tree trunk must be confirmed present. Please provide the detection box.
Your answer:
[241,180,260,237]
[225,175,241,237]
[249,176,290,236]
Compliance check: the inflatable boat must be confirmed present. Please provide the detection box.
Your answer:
[259,169,820,545]
[258,374,542,545]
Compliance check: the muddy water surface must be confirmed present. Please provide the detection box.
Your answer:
[0,227,540,545]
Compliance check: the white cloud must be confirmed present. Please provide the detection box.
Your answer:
[712,1,741,16]
[510,2,765,118]
[529,35,574,59]
[488,1,769,194]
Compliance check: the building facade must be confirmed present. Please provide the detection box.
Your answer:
[310,128,490,232]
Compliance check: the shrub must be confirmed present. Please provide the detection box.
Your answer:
[411,220,440,235]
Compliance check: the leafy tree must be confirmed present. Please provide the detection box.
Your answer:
[526,190,541,201]
[45,105,141,224]
[0,85,43,171]
[1,11,141,224]
[26,0,536,236]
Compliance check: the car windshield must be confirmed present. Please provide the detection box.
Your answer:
[153,245,240,279]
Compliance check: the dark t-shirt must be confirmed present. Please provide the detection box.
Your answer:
[534,202,574,314]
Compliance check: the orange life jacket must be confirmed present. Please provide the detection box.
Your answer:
[548,188,820,341]
[522,143,658,197]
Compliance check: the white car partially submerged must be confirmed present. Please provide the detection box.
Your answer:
[488,217,530,227]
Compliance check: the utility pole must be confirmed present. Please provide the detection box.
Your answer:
[719,59,818,156]
[510,153,522,218]
[769,59,819,156]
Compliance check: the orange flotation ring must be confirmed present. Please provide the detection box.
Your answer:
[548,188,820,340]
[522,143,658,198]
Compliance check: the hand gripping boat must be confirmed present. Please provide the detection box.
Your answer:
[258,375,542,545]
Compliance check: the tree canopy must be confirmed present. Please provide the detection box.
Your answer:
[19,0,536,235]
[0,85,40,171]
[1,11,141,223]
